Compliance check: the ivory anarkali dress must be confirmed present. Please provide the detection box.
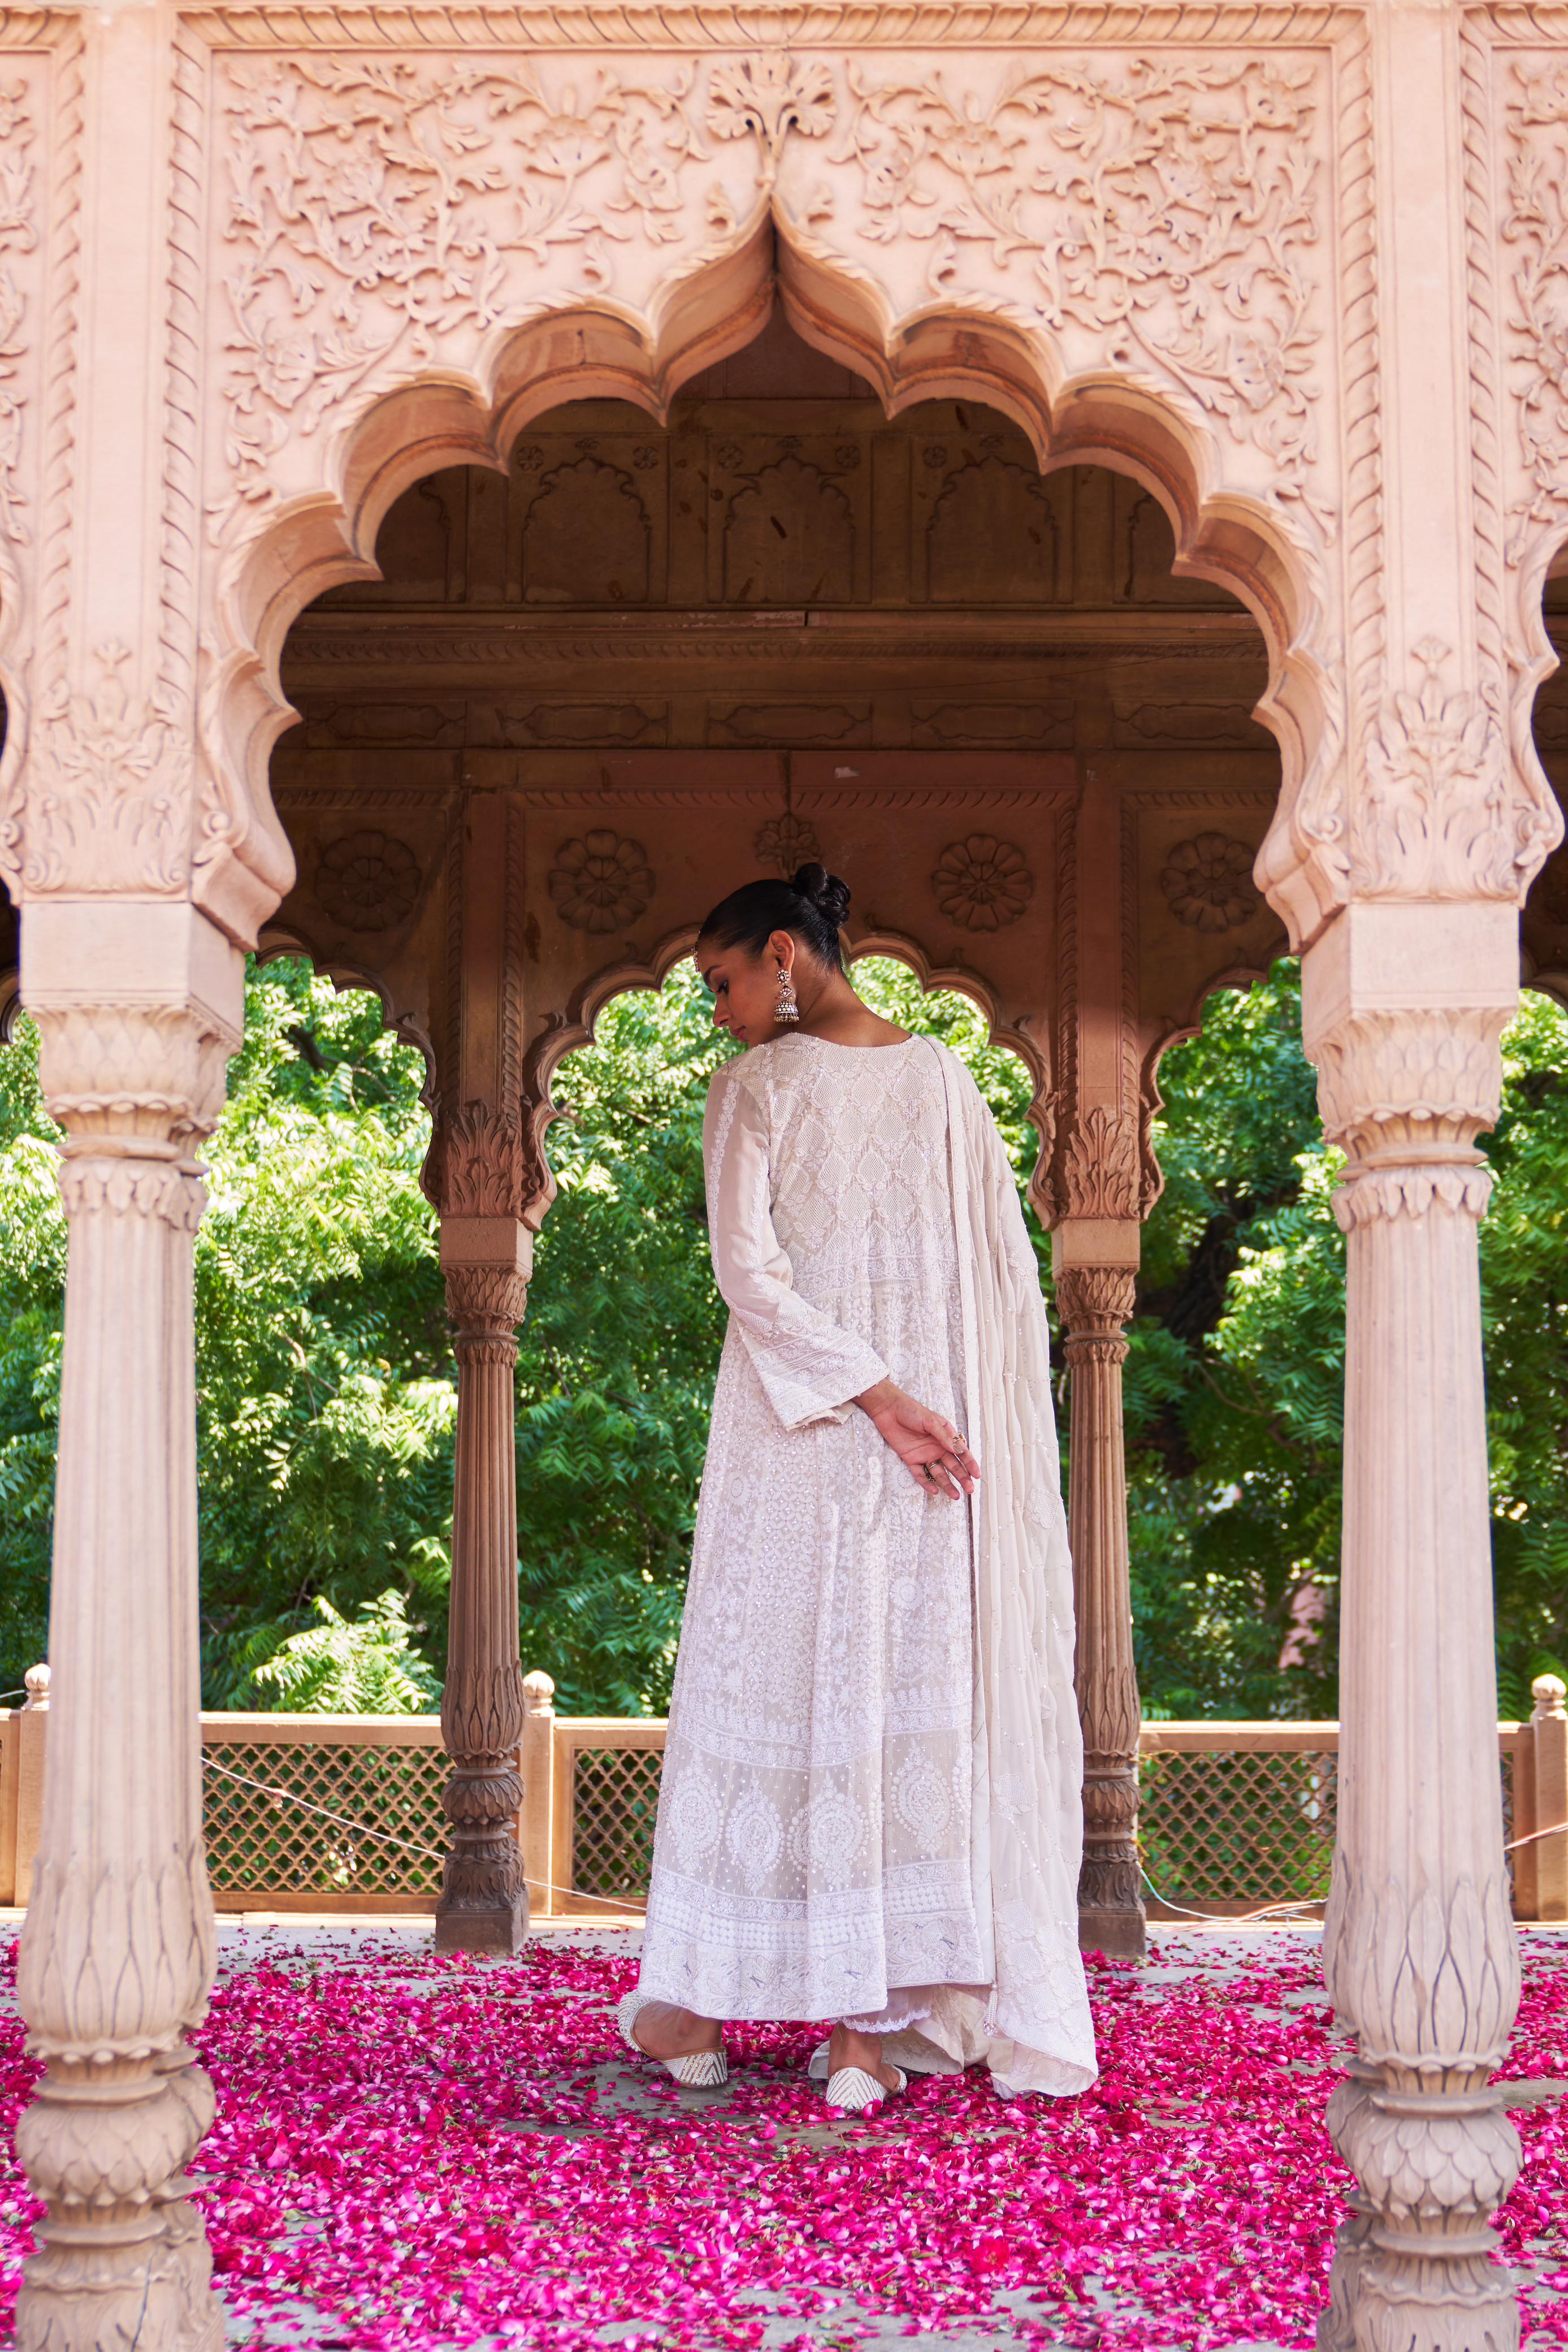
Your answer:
[636,1031,1097,2096]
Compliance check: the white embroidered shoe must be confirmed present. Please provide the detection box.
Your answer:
[616,1990,729,2087]
[824,2064,907,2112]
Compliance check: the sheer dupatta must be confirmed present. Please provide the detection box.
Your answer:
[912,1040,1097,2096]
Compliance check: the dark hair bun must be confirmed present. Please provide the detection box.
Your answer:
[792,862,851,931]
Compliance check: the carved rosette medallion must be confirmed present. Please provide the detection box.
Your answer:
[314,830,420,932]
[548,829,655,932]
[1160,833,1261,932]
[755,813,821,875]
[932,835,1033,932]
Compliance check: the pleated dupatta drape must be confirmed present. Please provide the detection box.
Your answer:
[916,1039,1095,2096]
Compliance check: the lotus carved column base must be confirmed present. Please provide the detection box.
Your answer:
[15,2056,222,2352]
[1077,1773,1145,1958]
[435,1741,528,1954]
[1321,2073,1521,2352]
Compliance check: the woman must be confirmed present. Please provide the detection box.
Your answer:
[618,864,1096,2108]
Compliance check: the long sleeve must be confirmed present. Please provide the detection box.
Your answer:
[704,1069,889,1431]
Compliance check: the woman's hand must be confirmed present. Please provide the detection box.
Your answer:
[853,1378,980,1499]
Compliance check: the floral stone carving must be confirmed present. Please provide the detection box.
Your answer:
[548,830,655,932]
[755,814,821,875]
[1160,833,1261,933]
[315,831,420,932]
[932,835,1033,932]
[831,53,1327,525]
[215,52,709,529]
[707,52,834,184]
[1355,638,1534,901]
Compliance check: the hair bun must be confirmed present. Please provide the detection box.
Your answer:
[792,861,851,930]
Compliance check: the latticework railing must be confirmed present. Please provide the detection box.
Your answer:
[1138,1743,1337,1910]
[1,1692,1556,1922]
[202,1727,448,1904]
[571,1747,664,1902]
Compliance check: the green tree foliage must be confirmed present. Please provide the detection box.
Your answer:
[1126,967,1568,1721]
[240,1590,443,1714]
[0,959,453,1707]
[1122,965,1339,1719]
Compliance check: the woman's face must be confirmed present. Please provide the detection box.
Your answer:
[698,928,797,1047]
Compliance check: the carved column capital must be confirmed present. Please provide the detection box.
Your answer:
[444,1261,530,1352]
[425,1098,548,1225]
[1301,902,1517,1233]
[1056,1265,1137,1360]
[1052,1106,1145,1224]
[1309,1002,1508,1230]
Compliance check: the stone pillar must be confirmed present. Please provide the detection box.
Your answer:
[435,1224,531,1954]
[1305,904,1522,2352]
[14,922,242,2352]
[1054,1255,1146,1960]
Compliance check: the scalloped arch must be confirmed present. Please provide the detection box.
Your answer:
[517,920,1054,1231]
[208,208,1332,949]
[254,929,441,1109]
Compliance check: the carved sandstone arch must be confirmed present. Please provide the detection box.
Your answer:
[180,11,1374,962]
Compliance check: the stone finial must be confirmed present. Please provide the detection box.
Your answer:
[1531,1673,1567,1721]
[21,1662,49,1711]
[523,1670,556,1715]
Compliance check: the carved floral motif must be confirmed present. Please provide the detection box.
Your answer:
[1160,832,1260,932]
[838,54,1326,521]
[1354,638,1532,901]
[427,1099,538,1222]
[1058,1105,1141,1221]
[214,52,707,528]
[211,41,1336,553]
[1504,66,1568,555]
[548,828,655,932]
[932,833,1033,931]
[315,829,420,932]
[754,812,821,874]
[26,642,190,895]
[707,52,834,182]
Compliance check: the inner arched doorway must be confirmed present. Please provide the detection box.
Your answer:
[262,302,1284,1965]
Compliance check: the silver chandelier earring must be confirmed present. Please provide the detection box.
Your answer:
[774,965,799,1023]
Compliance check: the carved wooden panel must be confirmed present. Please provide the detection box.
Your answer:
[709,700,873,747]
[913,702,1075,749]
[469,702,668,749]
[707,438,869,605]
[1112,479,1232,608]
[911,426,1073,603]
[1126,789,1289,1058]
[510,433,668,606]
